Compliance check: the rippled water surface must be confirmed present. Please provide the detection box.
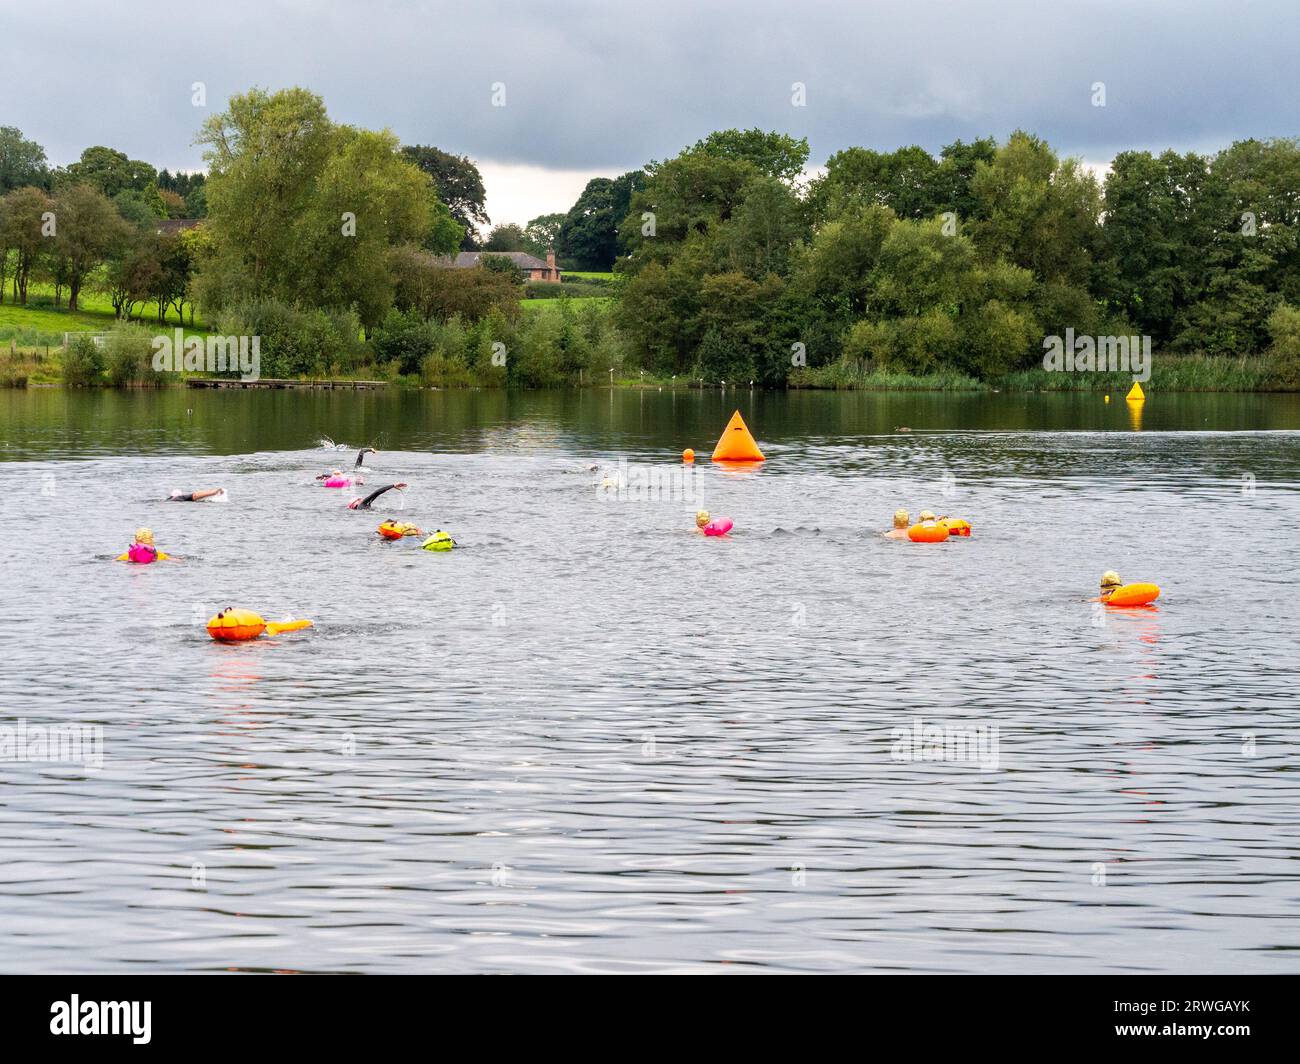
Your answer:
[2,387,1299,973]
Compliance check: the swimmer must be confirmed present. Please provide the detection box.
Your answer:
[349,483,408,510]
[1095,570,1124,602]
[115,526,173,562]
[917,510,937,523]
[316,468,362,484]
[694,510,711,533]
[355,446,377,468]
[166,488,224,502]
[882,509,910,539]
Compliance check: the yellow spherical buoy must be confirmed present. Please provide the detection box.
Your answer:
[1104,395,1110,403]
[682,448,695,463]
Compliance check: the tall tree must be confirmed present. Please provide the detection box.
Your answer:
[51,183,129,311]
[1,185,52,303]
[400,145,489,246]
[558,171,645,271]
[483,223,528,252]
[62,146,159,198]
[524,213,565,255]
[0,126,51,192]
[691,129,809,182]
[197,87,449,328]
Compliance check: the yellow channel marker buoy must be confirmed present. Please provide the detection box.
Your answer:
[1126,381,1146,402]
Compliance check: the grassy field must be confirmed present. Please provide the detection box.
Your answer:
[0,284,201,337]
[562,271,615,282]
[519,295,613,313]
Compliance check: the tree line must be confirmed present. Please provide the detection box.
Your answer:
[5,93,1300,388]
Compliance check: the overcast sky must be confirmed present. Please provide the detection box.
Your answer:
[2,0,1297,225]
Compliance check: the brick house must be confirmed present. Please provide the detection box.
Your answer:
[447,249,562,282]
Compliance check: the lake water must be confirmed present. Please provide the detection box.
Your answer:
[2,386,1299,974]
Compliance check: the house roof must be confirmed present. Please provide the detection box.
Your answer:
[450,251,554,270]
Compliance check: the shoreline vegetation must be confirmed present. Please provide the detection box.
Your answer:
[5,92,1300,394]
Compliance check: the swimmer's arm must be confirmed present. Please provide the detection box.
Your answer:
[360,483,406,507]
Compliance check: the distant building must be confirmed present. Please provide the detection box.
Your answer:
[155,218,204,235]
[443,249,562,283]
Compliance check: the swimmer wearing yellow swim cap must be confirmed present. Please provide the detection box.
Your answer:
[918,510,937,523]
[1097,570,1123,601]
[883,509,910,539]
[695,510,710,532]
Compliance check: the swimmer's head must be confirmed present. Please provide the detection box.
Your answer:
[134,527,154,546]
[1100,570,1122,592]
[696,510,710,528]
[347,497,361,510]
[893,509,910,529]
[168,489,183,499]
[918,510,936,523]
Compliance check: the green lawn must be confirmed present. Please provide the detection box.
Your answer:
[519,296,613,313]
[0,283,203,339]
[562,270,615,282]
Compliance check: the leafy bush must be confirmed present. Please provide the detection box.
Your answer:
[105,323,172,386]
[216,300,365,378]
[62,334,105,386]
[1266,303,1300,387]
[372,309,438,376]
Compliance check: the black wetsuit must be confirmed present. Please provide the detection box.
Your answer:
[167,493,196,502]
[355,448,376,468]
[355,484,402,510]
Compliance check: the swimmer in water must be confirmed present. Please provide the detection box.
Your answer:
[355,446,377,468]
[316,468,363,484]
[349,483,408,510]
[166,488,224,502]
[694,510,710,533]
[115,526,173,562]
[882,509,910,539]
[1094,570,1124,602]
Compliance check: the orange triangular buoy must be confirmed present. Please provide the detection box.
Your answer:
[711,410,765,462]
[1126,381,1146,402]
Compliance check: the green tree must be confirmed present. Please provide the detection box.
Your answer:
[969,131,1101,289]
[558,171,645,270]
[63,146,159,198]
[716,176,805,279]
[691,128,809,182]
[808,145,943,223]
[51,183,130,311]
[0,126,50,192]
[197,88,447,329]
[483,223,528,251]
[400,145,489,245]
[524,213,565,256]
[1,185,52,303]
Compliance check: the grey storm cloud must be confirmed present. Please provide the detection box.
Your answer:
[2,0,1297,173]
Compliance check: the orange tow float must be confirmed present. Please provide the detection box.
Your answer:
[1102,583,1160,608]
[206,608,314,643]
[908,523,949,543]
